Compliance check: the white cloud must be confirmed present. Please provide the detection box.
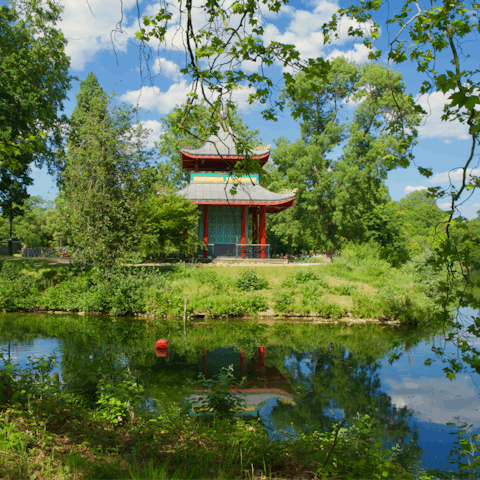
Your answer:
[120,80,258,116]
[60,0,139,71]
[437,202,452,210]
[417,91,471,143]
[386,375,480,427]
[152,58,180,80]
[119,81,190,115]
[404,185,428,195]
[326,44,372,63]
[136,120,163,148]
[427,168,480,184]
[262,0,375,68]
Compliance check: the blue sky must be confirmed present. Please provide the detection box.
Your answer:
[28,0,480,219]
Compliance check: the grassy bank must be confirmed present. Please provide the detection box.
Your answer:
[0,255,447,323]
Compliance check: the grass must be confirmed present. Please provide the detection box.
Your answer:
[0,255,447,324]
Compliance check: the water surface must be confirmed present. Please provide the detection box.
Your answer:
[1,311,479,472]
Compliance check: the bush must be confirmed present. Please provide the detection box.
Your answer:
[315,299,345,319]
[204,293,268,318]
[235,269,268,291]
[282,269,329,289]
[331,282,358,296]
[273,290,295,313]
[0,262,41,311]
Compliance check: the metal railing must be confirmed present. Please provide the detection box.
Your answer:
[235,244,270,259]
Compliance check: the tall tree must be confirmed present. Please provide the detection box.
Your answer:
[398,190,447,238]
[60,73,153,268]
[0,0,72,171]
[264,59,419,252]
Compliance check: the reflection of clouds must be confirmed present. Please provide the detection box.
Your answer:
[385,376,480,426]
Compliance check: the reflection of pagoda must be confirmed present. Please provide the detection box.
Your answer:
[190,346,295,416]
[177,119,296,259]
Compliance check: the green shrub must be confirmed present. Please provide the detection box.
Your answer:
[351,293,383,319]
[235,269,268,291]
[204,293,268,318]
[40,277,88,312]
[142,279,183,317]
[315,299,345,319]
[273,290,295,313]
[282,269,328,289]
[0,272,40,312]
[294,269,321,283]
[331,282,358,296]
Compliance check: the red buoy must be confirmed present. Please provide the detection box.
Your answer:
[156,339,168,349]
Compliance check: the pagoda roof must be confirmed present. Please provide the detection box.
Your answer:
[181,123,270,171]
[177,180,295,213]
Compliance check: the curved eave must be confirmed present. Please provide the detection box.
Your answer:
[181,151,270,171]
[192,196,295,213]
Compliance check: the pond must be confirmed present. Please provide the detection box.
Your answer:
[1,310,479,473]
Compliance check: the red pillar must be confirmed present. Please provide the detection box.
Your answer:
[252,208,258,244]
[203,206,209,258]
[241,205,246,258]
[260,205,267,259]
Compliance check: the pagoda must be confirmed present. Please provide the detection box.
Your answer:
[177,120,296,259]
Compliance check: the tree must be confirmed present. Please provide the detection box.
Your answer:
[0,163,32,250]
[0,0,72,171]
[0,196,62,247]
[321,0,480,380]
[60,73,153,268]
[138,193,200,259]
[263,59,419,253]
[398,190,447,238]
[156,103,263,190]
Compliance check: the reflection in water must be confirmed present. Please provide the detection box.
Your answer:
[1,312,477,471]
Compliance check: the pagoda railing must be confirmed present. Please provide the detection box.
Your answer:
[235,244,270,259]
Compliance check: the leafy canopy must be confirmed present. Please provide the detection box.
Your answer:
[59,73,153,268]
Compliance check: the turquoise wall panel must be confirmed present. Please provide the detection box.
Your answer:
[197,206,250,245]
[209,206,241,244]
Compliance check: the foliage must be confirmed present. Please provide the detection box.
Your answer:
[0,196,62,246]
[398,191,448,239]
[0,0,72,173]
[331,282,359,296]
[235,269,268,291]
[95,370,145,425]
[273,289,295,314]
[311,413,413,479]
[265,58,419,253]
[0,162,31,241]
[191,365,246,419]
[59,73,153,269]
[139,193,200,259]
[203,293,268,318]
[323,0,480,389]
[427,416,480,479]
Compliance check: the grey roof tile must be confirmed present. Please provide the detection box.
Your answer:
[177,182,295,203]
[181,124,269,157]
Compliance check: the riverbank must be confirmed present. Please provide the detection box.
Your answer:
[0,255,446,323]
